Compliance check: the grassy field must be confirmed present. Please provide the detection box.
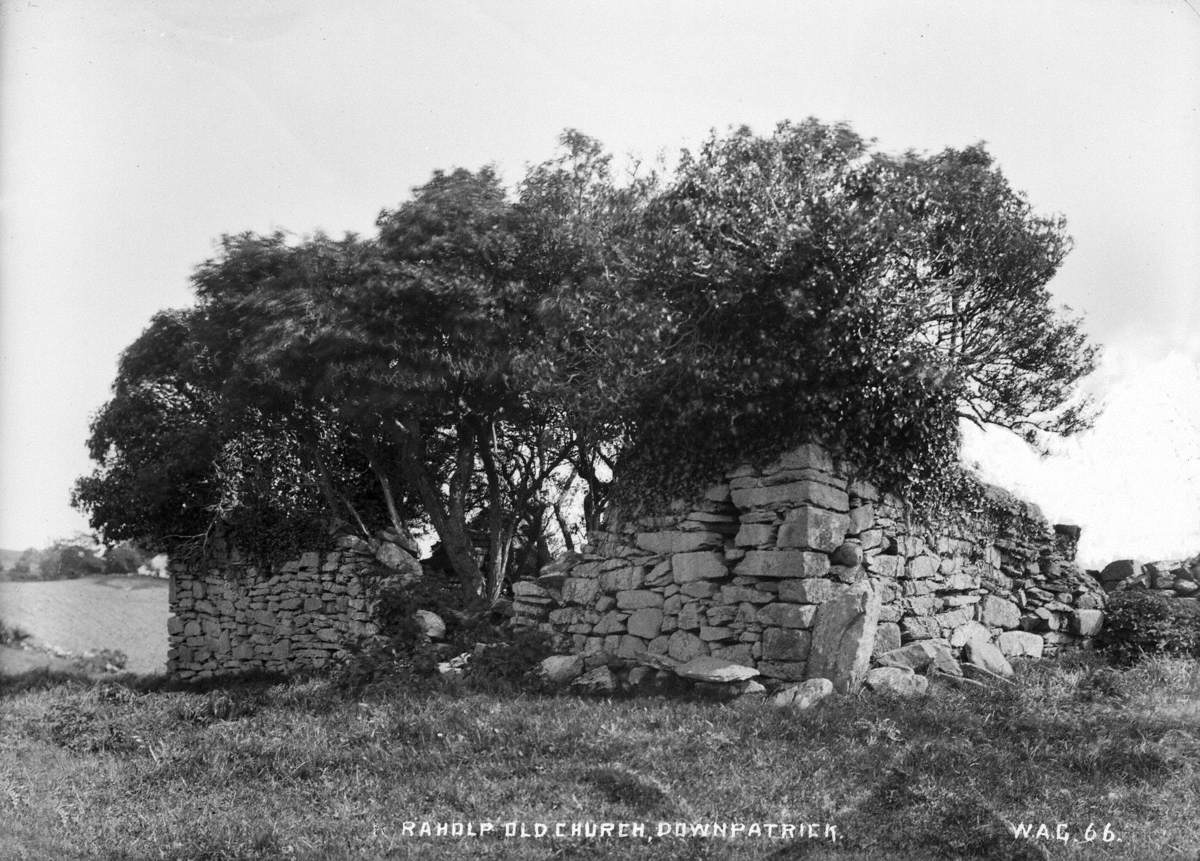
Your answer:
[1,652,1198,860]
[0,575,168,673]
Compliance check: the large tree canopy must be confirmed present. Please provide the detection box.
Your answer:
[75,120,1098,601]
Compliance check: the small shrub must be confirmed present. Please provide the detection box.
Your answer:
[0,620,31,646]
[1098,590,1200,664]
[465,628,554,687]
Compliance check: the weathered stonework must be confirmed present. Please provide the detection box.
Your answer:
[166,534,408,681]
[514,441,1106,691]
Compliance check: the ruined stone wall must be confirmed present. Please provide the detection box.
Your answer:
[513,442,1105,684]
[167,534,411,681]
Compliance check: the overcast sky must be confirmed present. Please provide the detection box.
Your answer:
[2,0,1198,567]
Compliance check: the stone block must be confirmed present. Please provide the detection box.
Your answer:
[997,630,1044,658]
[762,627,812,661]
[978,594,1020,629]
[778,578,836,604]
[626,608,664,639]
[873,622,902,655]
[734,550,830,579]
[599,566,645,593]
[756,603,817,629]
[562,577,599,605]
[637,531,724,554]
[672,551,728,583]
[964,640,1014,678]
[757,661,808,681]
[770,677,833,708]
[593,611,628,634]
[907,556,939,579]
[719,585,774,604]
[730,481,849,512]
[616,590,663,610]
[735,523,777,547]
[949,621,992,648]
[1070,608,1103,636]
[777,507,850,552]
[681,580,719,599]
[667,630,706,662]
[866,666,929,696]
[676,656,759,682]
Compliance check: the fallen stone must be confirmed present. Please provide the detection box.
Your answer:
[413,609,446,639]
[1099,559,1142,589]
[875,640,961,676]
[375,543,422,582]
[769,677,834,709]
[866,666,929,696]
[675,656,759,683]
[950,621,992,649]
[1070,608,1104,636]
[997,630,1044,658]
[805,581,880,693]
[963,641,1015,678]
[539,654,584,685]
[571,666,616,694]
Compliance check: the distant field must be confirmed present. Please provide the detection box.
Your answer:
[0,576,168,673]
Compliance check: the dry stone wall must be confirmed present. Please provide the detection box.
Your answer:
[513,442,1105,689]
[167,534,414,681]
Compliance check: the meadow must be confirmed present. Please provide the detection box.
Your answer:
[1,652,1198,860]
[0,575,168,674]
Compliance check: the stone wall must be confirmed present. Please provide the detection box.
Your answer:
[167,534,416,681]
[512,442,1105,689]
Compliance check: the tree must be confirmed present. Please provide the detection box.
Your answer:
[75,138,641,602]
[533,120,1097,511]
[75,121,1098,599]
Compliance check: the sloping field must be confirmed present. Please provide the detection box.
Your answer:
[0,576,168,673]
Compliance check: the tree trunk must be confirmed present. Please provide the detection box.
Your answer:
[476,419,512,605]
[389,420,481,601]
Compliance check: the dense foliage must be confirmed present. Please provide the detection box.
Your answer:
[75,120,1097,600]
[1099,591,1200,663]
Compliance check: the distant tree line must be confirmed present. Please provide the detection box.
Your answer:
[73,119,1098,603]
[1,535,148,581]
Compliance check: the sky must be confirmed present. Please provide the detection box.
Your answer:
[1,0,1198,567]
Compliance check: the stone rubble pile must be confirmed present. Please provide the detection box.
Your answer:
[513,441,1106,693]
[1095,557,1200,599]
[168,533,420,681]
